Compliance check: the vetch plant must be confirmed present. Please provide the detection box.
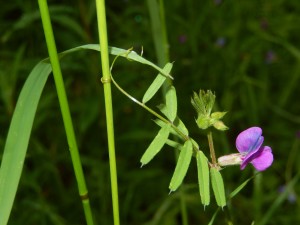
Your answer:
[110,59,274,210]
[110,72,275,210]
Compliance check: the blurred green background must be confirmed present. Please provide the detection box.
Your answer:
[0,0,299,224]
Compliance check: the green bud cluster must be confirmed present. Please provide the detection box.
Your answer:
[191,90,228,131]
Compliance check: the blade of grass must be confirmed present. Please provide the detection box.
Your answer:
[257,173,300,225]
[147,0,169,67]
[0,62,51,225]
[38,0,94,224]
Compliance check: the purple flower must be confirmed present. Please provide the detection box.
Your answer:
[215,37,226,48]
[178,34,187,44]
[278,185,297,204]
[236,127,273,171]
[214,0,222,5]
[296,130,300,139]
[265,50,277,64]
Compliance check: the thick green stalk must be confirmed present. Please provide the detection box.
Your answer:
[38,1,94,224]
[95,0,120,225]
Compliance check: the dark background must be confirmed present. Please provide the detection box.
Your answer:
[0,0,299,224]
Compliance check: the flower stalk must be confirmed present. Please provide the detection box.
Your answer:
[207,131,217,166]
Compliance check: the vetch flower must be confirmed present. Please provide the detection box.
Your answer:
[218,127,273,171]
[178,34,187,44]
[215,37,226,48]
[278,185,297,204]
[236,127,273,171]
[265,50,277,64]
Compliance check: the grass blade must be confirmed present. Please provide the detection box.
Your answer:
[208,208,221,225]
[0,62,52,225]
[257,173,299,225]
[229,176,253,199]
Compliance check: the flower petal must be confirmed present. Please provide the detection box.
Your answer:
[236,127,263,153]
[251,146,273,171]
[240,136,264,169]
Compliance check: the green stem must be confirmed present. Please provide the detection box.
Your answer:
[254,172,262,221]
[38,0,94,224]
[207,131,217,165]
[95,1,120,225]
[110,74,187,141]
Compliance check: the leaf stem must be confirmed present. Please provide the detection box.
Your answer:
[110,74,186,140]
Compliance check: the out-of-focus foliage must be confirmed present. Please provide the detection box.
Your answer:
[1,0,299,224]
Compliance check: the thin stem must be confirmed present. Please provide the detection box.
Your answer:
[110,74,187,141]
[38,0,94,224]
[95,1,120,225]
[207,131,217,165]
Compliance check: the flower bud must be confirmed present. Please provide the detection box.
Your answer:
[218,153,243,167]
[191,90,228,131]
[213,120,229,131]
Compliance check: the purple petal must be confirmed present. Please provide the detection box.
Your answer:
[251,146,273,171]
[240,136,264,169]
[236,127,263,153]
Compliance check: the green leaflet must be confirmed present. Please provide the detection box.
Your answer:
[173,117,188,136]
[196,151,210,206]
[165,139,182,149]
[142,62,173,103]
[157,104,168,117]
[165,85,177,122]
[210,167,226,208]
[140,123,171,166]
[154,117,188,139]
[169,139,193,192]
